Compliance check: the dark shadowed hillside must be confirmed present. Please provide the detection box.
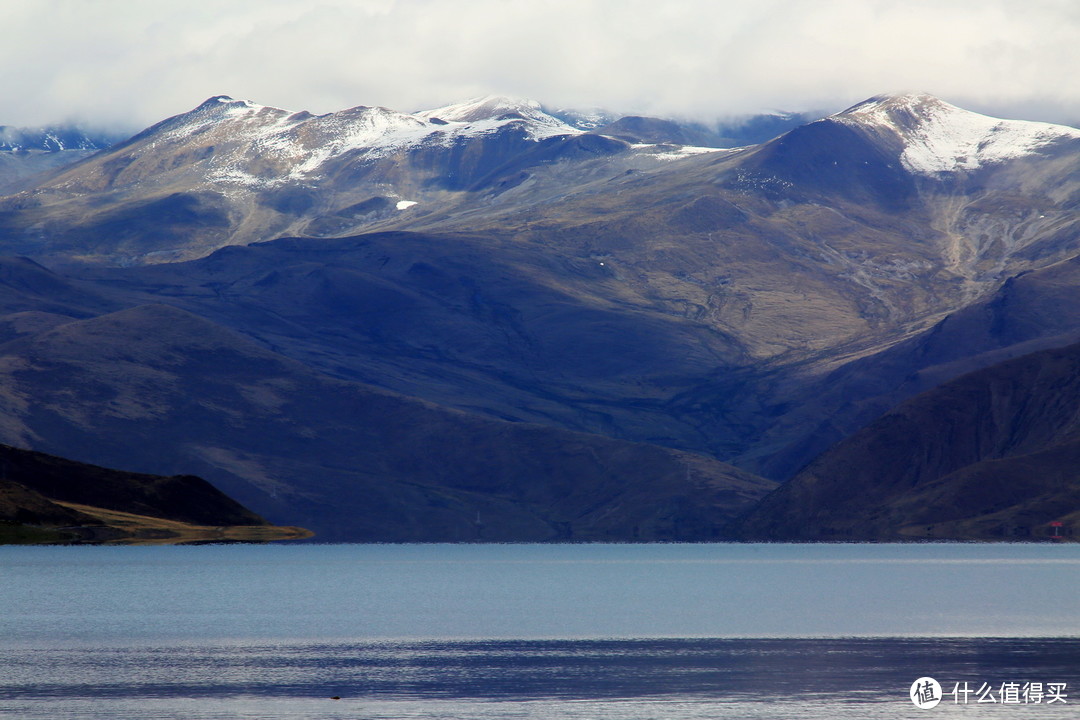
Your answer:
[732,340,1080,541]
[0,302,774,541]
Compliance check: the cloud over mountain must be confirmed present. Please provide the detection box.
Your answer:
[2,0,1079,129]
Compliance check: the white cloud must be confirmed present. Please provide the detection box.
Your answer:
[1,0,1078,130]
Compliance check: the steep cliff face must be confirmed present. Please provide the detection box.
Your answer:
[732,340,1080,540]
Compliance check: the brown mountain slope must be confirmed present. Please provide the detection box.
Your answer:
[731,340,1080,540]
[73,232,753,453]
[0,302,775,541]
[737,252,1080,480]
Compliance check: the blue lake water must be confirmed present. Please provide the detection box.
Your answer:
[1,543,1078,718]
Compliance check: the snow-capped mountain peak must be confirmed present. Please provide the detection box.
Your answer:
[192,95,289,119]
[419,95,542,122]
[0,124,121,152]
[834,92,1080,174]
[416,95,582,139]
[77,92,595,193]
[840,92,946,119]
[152,95,296,145]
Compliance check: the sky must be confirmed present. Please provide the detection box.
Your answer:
[2,0,1078,131]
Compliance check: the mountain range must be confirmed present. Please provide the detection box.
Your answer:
[0,124,123,196]
[0,91,1076,541]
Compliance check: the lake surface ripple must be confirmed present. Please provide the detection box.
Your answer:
[1,543,1077,718]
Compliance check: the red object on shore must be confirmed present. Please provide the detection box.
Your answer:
[1049,521,1064,527]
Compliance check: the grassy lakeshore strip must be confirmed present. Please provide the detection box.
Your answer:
[14,501,315,545]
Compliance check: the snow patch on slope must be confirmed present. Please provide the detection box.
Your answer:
[632,143,729,162]
[837,94,1080,174]
[260,106,433,179]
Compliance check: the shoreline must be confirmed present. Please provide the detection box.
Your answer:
[11,500,313,545]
